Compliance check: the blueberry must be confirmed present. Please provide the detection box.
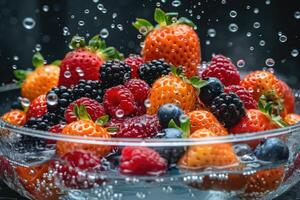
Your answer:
[157,104,184,128]
[11,100,23,110]
[233,144,253,157]
[155,128,185,167]
[199,77,224,107]
[254,138,289,163]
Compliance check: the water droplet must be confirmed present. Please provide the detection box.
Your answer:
[137,34,142,39]
[115,109,124,118]
[265,58,275,67]
[117,24,123,31]
[64,71,71,78]
[246,32,252,37]
[12,65,17,70]
[136,192,146,199]
[97,4,104,11]
[266,67,274,74]
[221,0,226,5]
[207,28,216,37]
[259,40,266,46]
[70,15,75,19]
[139,26,148,35]
[294,11,300,19]
[265,0,271,5]
[111,24,115,29]
[229,10,237,18]
[21,98,30,109]
[93,0,99,3]
[78,20,85,26]
[171,0,181,7]
[100,28,109,38]
[42,5,49,12]
[47,93,58,106]
[84,9,90,14]
[228,23,238,32]
[279,35,287,43]
[253,22,261,29]
[156,2,161,7]
[196,15,201,20]
[246,5,251,10]
[35,44,42,51]
[237,60,246,68]
[140,42,145,48]
[23,17,36,29]
[112,13,117,19]
[291,49,299,57]
[13,56,19,61]
[102,8,107,14]
[179,114,189,123]
[144,99,151,108]
[250,46,254,51]
[253,8,259,14]
[63,26,70,36]
[205,40,211,45]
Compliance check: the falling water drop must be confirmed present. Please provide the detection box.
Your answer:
[228,23,238,32]
[100,28,109,38]
[291,49,299,57]
[265,58,275,67]
[23,18,36,29]
[229,10,237,18]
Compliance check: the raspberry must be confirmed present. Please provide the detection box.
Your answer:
[120,147,167,176]
[27,95,47,119]
[64,97,106,123]
[210,92,246,128]
[225,85,258,109]
[124,79,150,104]
[111,115,161,138]
[202,55,241,86]
[50,150,102,189]
[99,60,131,89]
[103,85,137,118]
[49,123,66,133]
[124,55,144,79]
[138,59,171,85]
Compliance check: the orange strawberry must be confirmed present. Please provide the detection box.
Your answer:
[147,74,197,115]
[284,113,300,125]
[241,71,283,102]
[16,162,59,200]
[178,129,239,169]
[134,8,201,78]
[244,167,285,195]
[14,52,60,101]
[278,79,295,115]
[188,110,228,136]
[56,120,111,157]
[1,109,27,126]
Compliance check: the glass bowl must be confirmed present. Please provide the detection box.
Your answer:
[0,84,299,200]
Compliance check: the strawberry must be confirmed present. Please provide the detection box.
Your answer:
[134,8,201,78]
[124,55,144,79]
[64,97,106,123]
[244,167,284,195]
[284,113,300,125]
[120,146,167,176]
[147,74,197,115]
[187,110,228,136]
[59,35,123,87]
[49,123,66,133]
[1,109,27,126]
[27,94,47,119]
[14,52,60,101]
[56,118,111,157]
[278,79,295,115]
[50,150,102,189]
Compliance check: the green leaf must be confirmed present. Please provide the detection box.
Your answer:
[88,35,106,51]
[272,116,288,128]
[166,12,179,25]
[73,104,80,118]
[13,70,30,86]
[69,35,86,50]
[154,8,167,26]
[133,18,154,36]
[73,104,91,121]
[180,118,190,138]
[189,77,208,89]
[107,127,119,133]
[177,17,197,29]
[258,98,265,112]
[168,119,181,129]
[101,47,124,60]
[32,52,45,68]
[51,60,61,66]
[95,115,109,126]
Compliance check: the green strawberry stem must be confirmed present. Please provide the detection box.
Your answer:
[133,8,197,36]
[51,60,61,66]
[73,104,92,121]
[32,52,45,68]
[168,118,190,138]
[13,70,31,86]
[106,127,119,133]
[258,95,288,128]
[95,115,109,126]
[69,35,86,50]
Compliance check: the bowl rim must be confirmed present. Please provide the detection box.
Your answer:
[0,84,299,146]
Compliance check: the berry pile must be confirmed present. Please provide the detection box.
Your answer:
[0,8,298,197]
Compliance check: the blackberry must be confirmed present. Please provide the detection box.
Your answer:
[47,86,74,121]
[25,112,60,131]
[210,92,246,128]
[138,59,171,85]
[99,60,131,89]
[199,77,224,107]
[72,80,105,103]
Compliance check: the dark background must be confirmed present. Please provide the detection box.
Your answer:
[0,0,299,87]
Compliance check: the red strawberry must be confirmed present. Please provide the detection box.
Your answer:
[27,95,47,119]
[59,35,123,87]
[124,55,144,79]
[103,85,137,118]
[225,85,258,109]
[278,80,295,115]
[50,150,102,189]
[120,146,167,176]
[64,97,106,123]
[124,79,150,104]
[201,54,241,86]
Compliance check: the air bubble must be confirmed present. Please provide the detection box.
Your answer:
[279,35,287,43]
[205,40,211,45]
[295,11,300,19]
[139,26,148,35]
[42,5,49,12]
[112,13,117,19]
[221,0,226,5]
[229,10,237,18]
[246,32,252,37]
[265,0,271,5]
[115,109,125,118]
[259,40,266,46]
[179,114,189,123]
[291,49,299,57]
[171,0,181,7]
[13,56,19,61]
[47,93,58,106]
[253,22,261,29]
[93,0,99,3]
[97,4,104,11]
[207,28,216,37]
[63,27,70,36]
[84,9,90,14]
[78,20,85,26]
[35,44,42,51]
[136,192,146,199]
[21,98,30,108]
[100,28,109,38]
[117,24,123,31]
[12,65,17,70]
[228,23,238,32]
[23,17,36,30]
[64,71,71,78]
[253,8,259,14]
[237,60,245,68]
[265,58,275,67]
[144,99,151,108]
[250,46,254,51]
